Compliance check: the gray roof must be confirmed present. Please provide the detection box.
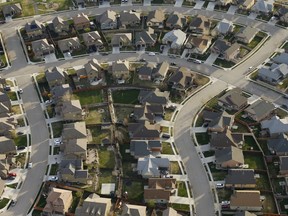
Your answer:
[119,10,141,24]
[112,60,129,72]
[210,130,244,148]
[111,33,132,46]
[225,43,240,57]
[267,133,288,154]
[225,169,256,185]
[133,103,164,121]
[25,20,43,33]
[0,136,16,154]
[62,121,87,140]
[215,146,244,164]
[137,155,169,177]
[60,158,82,170]
[245,100,275,120]
[62,100,82,113]
[51,84,72,99]
[128,121,160,139]
[236,26,258,41]
[32,39,54,53]
[168,67,193,89]
[189,15,210,29]
[2,3,22,17]
[218,88,247,109]
[166,12,185,27]
[153,62,169,78]
[261,116,288,135]
[273,53,288,65]
[130,140,161,157]
[252,0,274,13]
[135,28,157,45]
[202,110,222,121]
[57,37,81,52]
[138,63,155,77]
[97,10,117,24]
[208,111,234,130]
[0,91,11,108]
[45,66,66,83]
[212,39,230,53]
[216,19,233,34]
[63,138,87,156]
[139,89,169,105]
[280,156,288,171]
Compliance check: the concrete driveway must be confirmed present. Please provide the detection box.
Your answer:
[227,5,237,15]
[206,2,215,11]
[194,1,205,9]
[205,53,219,65]
[174,0,184,7]
[44,53,57,63]
[112,46,120,54]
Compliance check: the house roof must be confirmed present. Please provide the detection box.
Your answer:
[0,136,16,154]
[138,63,155,77]
[225,169,256,185]
[252,0,274,13]
[163,207,180,216]
[62,100,82,113]
[230,190,261,208]
[137,155,170,177]
[73,13,90,25]
[280,156,288,171]
[130,140,161,157]
[112,60,130,72]
[2,3,22,16]
[121,204,146,216]
[60,158,82,171]
[119,10,141,24]
[44,187,72,213]
[63,138,87,156]
[212,39,230,53]
[135,28,157,45]
[267,133,288,154]
[0,102,9,116]
[166,12,185,27]
[210,130,244,148]
[162,29,186,49]
[75,193,111,216]
[52,16,67,28]
[25,20,43,33]
[147,9,165,23]
[62,121,87,140]
[51,84,72,100]
[45,66,65,83]
[236,26,259,41]
[168,67,193,89]
[111,33,132,46]
[82,31,102,43]
[258,67,282,81]
[218,88,247,109]
[261,116,288,135]
[244,100,275,120]
[0,117,16,132]
[216,19,233,34]
[215,146,244,165]
[139,89,169,105]
[128,121,160,139]
[189,15,210,30]
[144,178,176,201]
[148,178,176,188]
[153,61,169,77]
[273,53,288,65]
[185,36,211,51]
[32,39,54,53]
[225,43,240,57]
[97,10,117,24]
[58,37,81,52]
[207,111,234,130]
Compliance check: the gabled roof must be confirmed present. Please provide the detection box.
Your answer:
[273,53,288,65]
[166,12,185,27]
[135,28,157,45]
[267,133,288,154]
[236,26,259,41]
[138,63,155,77]
[210,130,244,148]
[252,0,274,13]
[52,16,67,27]
[139,89,169,105]
[58,37,81,52]
[137,155,169,177]
[111,33,132,46]
[153,61,169,77]
[215,146,244,165]
[25,20,43,33]
[147,9,165,23]
[207,111,234,130]
[119,10,141,24]
[225,43,240,57]
[2,3,22,16]
[121,204,146,216]
[168,67,193,89]
[51,84,72,99]
[225,169,256,185]
[97,10,117,23]
[32,39,54,53]
[128,121,160,139]
[162,29,186,48]
[112,60,130,72]
[244,100,275,120]
[185,36,212,51]
[230,190,261,208]
[144,178,176,201]
[63,138,87,156]
[261,116,288,134]
[130,140,161,157]
[212,39,230,53]
[62,100,82,113]
[73,13,90,25]
[45,66,65,83]
[189,15,210,29]
[215,19,233,34]
[44,187,72,213]
[0,136,16,154]
[82,31,102,43]
[218,88,247,108]
[62,121,87,140]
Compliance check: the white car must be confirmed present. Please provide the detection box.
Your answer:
[48,176,59,181]
[193,59,202,64]
[18,89,23,94]
[54,138,62,146]
[28,162,32,169]
[148,52,156,56]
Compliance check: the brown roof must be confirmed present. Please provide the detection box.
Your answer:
[148,178,176,189]
[230,190,261,208]
[144,178,176,200]
[73,13,90,25]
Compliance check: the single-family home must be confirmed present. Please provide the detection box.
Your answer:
[0,103,10,117]
[73,13,90,31]
[51,84,72,104]
[0,136,16,155]
[252,0,274,14]
[258,63,288,85]
[81,31,103,50]
[111,33,132,47]
[238,0,255,10]
[166,12,186,29]
[273,53,288,65]
[96,10,117,30]
[189,15,211,35]
[213,19,234,35]
[59,159,88,184]
[211,39,231,55]
[121,204,146,216]
[82,58,103,82]
[133,103,164,123]
[62,121,87,140]
[267,133,288,155]
[152,61,169,81]
[137,155,170,178]
[138,63,155,81]
[275,6,288,24]
[185,36,212,55]
[218,88,248,111]
[2,3,22,18]
[25,20,45,38]
[144,178,176,203]
[223,43,240,61]
[236,27,259,44]
[119,10,141,28]
[45,66,67,89]
[203,110,234,133]
[135,28,157,49]
[60,100,83,121]
[75,193,112,216]
[111,60,130,80]
[261,116,288,137]
[280,156,288,175]
[0,90,11,110]
[138,89,170,106]
[31,39,55,59]
[215,146,244,169]
[244,100,275,122]
[230,190,262,211]
[163,207,180,216]
[225,169,256,189]
[0,117,16,138]
[57,37,82,54]
[50,16,69,35]
[210,130,244,149]
[162,29,187,50]
[147,10,165,28]
[130,140,162,158]
[43,187,73,216]
[61,138,87,160]
[168,67,193,92]
[128,121,160,140]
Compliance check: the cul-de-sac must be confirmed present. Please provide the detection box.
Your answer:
[0,0,287,216]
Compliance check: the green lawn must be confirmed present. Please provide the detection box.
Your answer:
[89,126,110,144]
[244,152,266,170]
[0,198,9,209]
[208,163,227,181]
[214,58,235,68]
[231,122,250,133]
[123,180,144,202]
[177,181,188,197]
[51,121,63,138]
[97,169,116,193]
[195,115,204,127]
[85,107,106,124]
[247,35,263,49]
[256,173,271,190]
[195,133,210,145]
[70,191,83,213]
[36,194,47,208]
[275,108,288,118]
[17,117,25,127]
[122,162,136,178]
[280,198,288,214]
[49,164,58,175]
[6,183,18,189]
[112,89,140,104]
[203,150,215,157]
[243,136,259,151]
[161,126,169,133]
[98,148,115,169]
[262,192,277,213]
[53,147,60,155]
[164,109,174,121]
[170,203,190,212]
[282,41,288,49]
[72,89,103,105]
[14,135,27,147]
[217,189,233,202]
[162,142,174,155]
[170,161,181,174]
[16,153,26,168]
[7,91,17,101]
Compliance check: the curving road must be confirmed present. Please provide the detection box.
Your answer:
[0,4,287,216]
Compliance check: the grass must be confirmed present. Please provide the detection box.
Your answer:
[51,121,63,138]
[194,74,210,86]
[164,109,174,121]
[0,198,9,209]
[195,115,204,127]
[123,180,144,202]
[72,89,103,105]
[271,178,286,195]
[195,132,210,145]
[36,194,47,208]
[247,35,263,49]
[170,203,190,212]
[97,169,116,193]
[244,152,266,170]
[53,146,60,155]
[7,91,17,101]
[16,153,26,168]
[11,105,21,114]
[280,198,288,214]
[231,122,250,133]
[89,126,110,144]
[98,148,115,169]
[262,192,277,213]
[214,58,236,68]
[217,189,233,202]
[122,162,136,178]
[7,183,18,189]
[70,191,83,213]
[112,89,140,104]
[161,126,169,133]
[49,164,58,175]
[275,107,288,118]
[177,181,188,197]
[32,210,42,216]
[14,135,27,147]
[170,161,181,174]
[35,0,71,13]
[114,106,134,122]
[243,135,259,151]
[208,163,227,181]
[282,41,288,49]
[255,173,271,190]
[85,108,105,124]
[162,142,174,155]
[203,150,215,157]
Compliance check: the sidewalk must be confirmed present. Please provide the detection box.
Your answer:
[160,154,181,161]
[170,196,194,205]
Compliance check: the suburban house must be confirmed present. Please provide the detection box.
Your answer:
[258,63,288,85]
[130,140,162,158]
[31,39,55,59]
[236,27,259,44]
[189,15,211,35]
[135,28,157,49]
[82,58,103,82]
[59,159,88,184]
[96,10,117,30]
[43,187,73,216]
[133,103,164,123]
[57,37,82,54]
[275,6,288,24]
[218,88,248,111]
[111,33,132,47]
[119,10,141,28]
[73,13,90,31]
[50,16,69,35]
[75,193,111,216]
[0,90,11,112]
[252,0,274,14]
[213,19,234,36]
[237,0,255,10]
[166,12,186,29]
[138,63,155,81]
[0,117,16,138]
[2,3,22,18]
[45,66,67,89]
[152,61,169,81]
[211,39,231,56]
[168,67,193,92]
[0,103,10,117]
[279,156,288,175]
[223,43,240,61]
[163,207,180,216]
[60,100,83,121]
[202,110,234,133]
[138,89,170,106]
[215,146,244,169]
[25,20,45,38]
[144,178,176,203]
[244,100,275,122]
[261,116,288,137]
[62,121,87,140]
[162,29,186,50]
[81,31,103,50]
[147,10,165,28]
[185,36,212,55]
[62,137,87,160]
[51,84,72,103]
[230,190,262,211]
[0,136,16,155]
[273,53,288,65]
[121,204,146,216]
[225,169,256,189]
[128,121,160,140]
[267,133,288,155]
[210,130,244,149]
[111,60,130,80]
[137,155,170,178]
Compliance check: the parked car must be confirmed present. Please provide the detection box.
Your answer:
[48,176,59,182]
[18,89,23,94]
[4,85,11,91]
[170,62,177,66]
[187,58,194,62]
[28,162,32,169]
[216,183,224,189]
[11,200,17,207]
[54,138,62,146]
[8,172,17,177]
[193,59,202,64]
[148,52,156,56]
[162,133,170,139]
[17,146,26,151]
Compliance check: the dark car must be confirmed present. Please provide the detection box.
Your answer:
[17,146,26,150]
[162,133,170,139]
[170,62,177,66]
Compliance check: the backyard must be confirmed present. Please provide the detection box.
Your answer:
[112,89,140,104]
[98,148,115,169]
[89,126,111,144]
[85,107,109,124]
[72,89,103,105]
[122,180,144,202]
[242,135,259,151]
[244,152,266,170]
